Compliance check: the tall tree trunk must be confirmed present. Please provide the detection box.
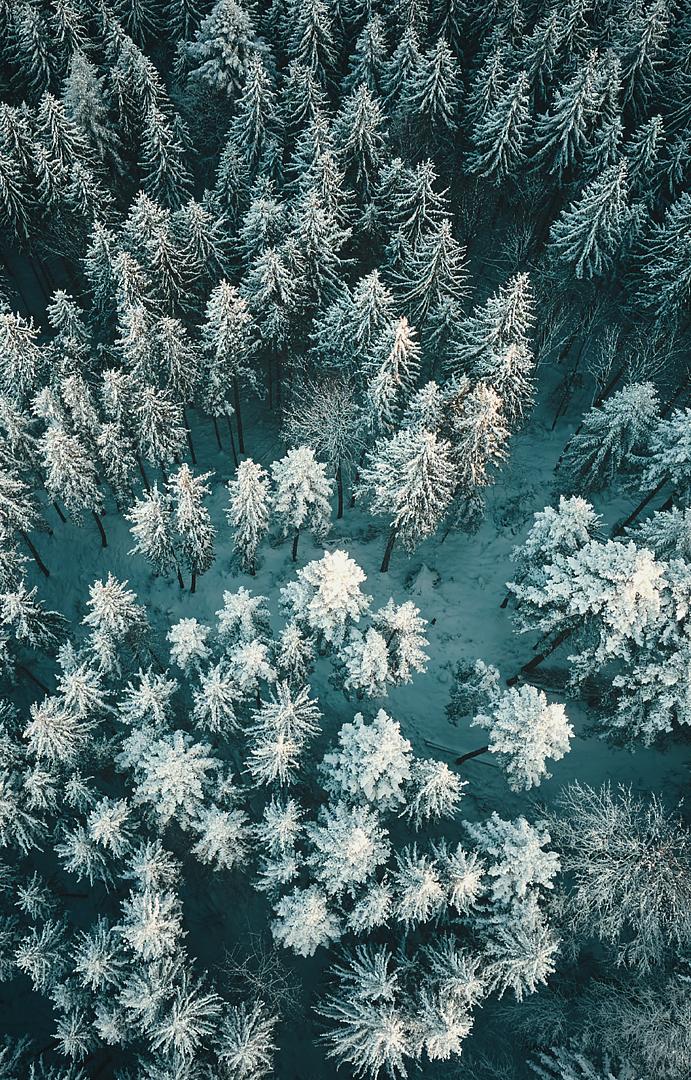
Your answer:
[182,407,197,464]
[212,416,223,451]
[455,744,489,765]
[226,413,239,467]
[612,475,669,536]
[136,456,151,493]
[92,511,108,548]
[268,356,273,411]
[175,562,185,590]
[233,379,245,454]
[52,500,67,523]
[380,527,398,573]
[191,571,197,594]
[292,529,300,562]
[336,463,344,519]
[19,530,49,577]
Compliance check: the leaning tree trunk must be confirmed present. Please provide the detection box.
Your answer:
[182,407,197,464]
[16,663,51,694]
[507,628,572,686]
[211,416,223,451]
[92,511,107,548]
[612,474,670,536]
[233,379,245,454]
[226,413,239,467]
[19,530,49,577]
[336,463,344,519]
[136,456,152,493]
[52,499,67,523]
[380,527,398,573]
[292,529,300,562]
[455,744,489,766]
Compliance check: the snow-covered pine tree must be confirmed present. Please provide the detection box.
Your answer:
[446,272,534,377]
[441,380,511,531]
[271,446,333,561]
[468,684,573,790]
[630,507,691,562]
[548,161,635,280]
[364,316,421,437]
[226,457,271,574]
[394,218,469,324]
[468,70,531,184]
[83,573,149,674]
[358,427,456,571]
[506,496,602,605]
[289,0,337,86]
[342,15,388,96]
[533,51,602,182]
[400,37,461,153]
[40,424,107,547]
[339,627,392,698]
[127,483,185,589]
[167,616,212,673]
[322,709,412,808]
[228,53,277,176]
[508,538,665,683]
[192,661,240,733]
[132,383,187,472]
[282,376,362,520]
[371,598,429,684]
[183,0,257,99]
[201,279,255,457]
[0,311,43,406]
[292,190,350,309]
[280,549,370,648]
[558,382,660,494]
[166,465,215,593]
[332,84,387,200]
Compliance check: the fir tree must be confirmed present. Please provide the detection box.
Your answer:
[167,465,216,593]
[400,38,461,152]
[140,106,193,209]
[280,549,370,647]
[394,219,469,324]
[127,484,185,588]
[332,85,388,199]
[289,0,337,86]
[184,0,257,98]
[40,425,107,546]
[226,458,271,574]
[469,684,573,791]
[358,427,456,571]
[558,382,660,494]
[548,161,634,280]
[271,446,333,561]
[446,272,534,377]
[468,71,531,183]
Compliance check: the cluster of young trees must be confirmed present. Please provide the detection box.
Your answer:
[0,559,569,1077]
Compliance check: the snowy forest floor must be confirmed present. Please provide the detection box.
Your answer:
[9,352,691,1079]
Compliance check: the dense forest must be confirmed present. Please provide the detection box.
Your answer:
[0,0,690,1077]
